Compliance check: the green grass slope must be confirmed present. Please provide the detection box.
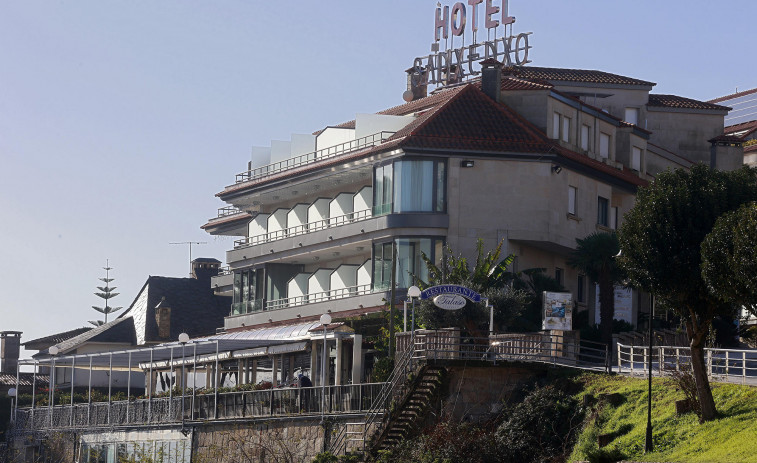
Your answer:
[569,374,757,463]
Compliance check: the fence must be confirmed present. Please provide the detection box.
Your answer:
[12,383,385,433]
[617,343,757,385]
[396,330,609,370]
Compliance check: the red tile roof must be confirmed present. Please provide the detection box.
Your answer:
[647,94,730,111]
[502,66,656,87]
[395,85,646,187]
[724,119,757,138]
[708,87,757,104]
[200,211,252,230]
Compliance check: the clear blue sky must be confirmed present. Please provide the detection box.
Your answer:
[1,0,754,350]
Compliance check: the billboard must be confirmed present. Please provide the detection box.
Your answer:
[542,291,573,331]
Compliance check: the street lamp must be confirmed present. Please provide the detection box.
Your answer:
[48,345,59,427]
[8,388,17,425]
[645,296,655,453]
[408,285,421,336]
[319,313,331,420]
[178,332,190,421]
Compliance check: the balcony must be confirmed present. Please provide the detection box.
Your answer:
[234,209,372,249]
[233,131,395,185]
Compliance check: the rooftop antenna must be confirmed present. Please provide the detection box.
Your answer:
[170,241,207,276]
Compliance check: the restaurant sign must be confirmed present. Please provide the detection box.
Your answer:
[411,0,533,87]
[421,284,482,310]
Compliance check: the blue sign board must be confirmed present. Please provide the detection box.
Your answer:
[419,285,482,302]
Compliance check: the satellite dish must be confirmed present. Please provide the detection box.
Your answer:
[402,90,414,102]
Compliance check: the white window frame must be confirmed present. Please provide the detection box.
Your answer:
[580,124,590,152]
[561,117,571,143]
[599,132,610,159]
[631,147,642,171]
[552,112,561,139]
[568,186,577,215]
[624,107,640,126]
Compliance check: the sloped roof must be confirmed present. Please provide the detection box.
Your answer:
[0,373,48,387]
[200,210,252,230]
[647,94,730,112]
[39,316,135,356]
[708,87,757,104]
[502,66,656,87]
[724,120,757,139]
[23,327,92,350]
[139,276,231,344]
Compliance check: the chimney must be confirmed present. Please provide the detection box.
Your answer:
[155,298,171,340]
[480,58,503,102]
[1,331,22,376]
[191,258,221,285]
[405,67,427,101]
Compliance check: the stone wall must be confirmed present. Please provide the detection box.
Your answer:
[192,417,328,463]
[440,362,548,422]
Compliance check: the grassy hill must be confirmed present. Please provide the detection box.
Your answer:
[570,374,757,463]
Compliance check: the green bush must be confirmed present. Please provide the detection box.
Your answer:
[496,385,585,463]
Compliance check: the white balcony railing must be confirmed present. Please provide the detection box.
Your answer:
[266,284,376,311]
[234,131,395,184]
[234,209,372,249]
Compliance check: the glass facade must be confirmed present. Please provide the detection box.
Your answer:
[373,158,446,215]
[232,269,262,315]
[372,237,444,289]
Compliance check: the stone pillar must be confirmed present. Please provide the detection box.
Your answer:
[272,356,279,386]
[323,340,330,387]
[335,338,343,386]
[237,360,245,385]
[352,334,363,384]
[311,340,319,386]
[289,355,296,381]
[250,359,258,384]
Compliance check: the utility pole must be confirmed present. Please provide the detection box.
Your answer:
[170,241,207,276]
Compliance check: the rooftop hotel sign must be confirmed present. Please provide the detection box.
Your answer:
[411,0,533,87]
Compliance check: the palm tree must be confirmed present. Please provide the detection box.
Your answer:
[567,232,624,346]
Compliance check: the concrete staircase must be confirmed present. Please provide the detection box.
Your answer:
[373,363,445,452]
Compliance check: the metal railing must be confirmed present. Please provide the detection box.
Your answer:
[12,383,386,433]
[404,331,609,371]
[217,206,245,218]
[234,209,372,249]
[234,131,395,184]
[265,284,375,311]
[617,343,757,385]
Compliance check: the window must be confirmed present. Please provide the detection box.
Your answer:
[599,133,610,159]
[232,269,260,314]
[568,186,577,215]
[624,107,639,126]
[597,196,609,227]
[555,268,564,286]
[577,275,585,303]
[373,159,446,215]
[580,124,590,151]
[611,206,619,230]
[373,238,444,289]
[562,117,571,143]
[552,112,561,139]
[631,147,642,171]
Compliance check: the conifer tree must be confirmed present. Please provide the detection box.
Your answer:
[89,260,123,326]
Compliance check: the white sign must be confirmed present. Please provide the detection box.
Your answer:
[594,285,633,325]
[542,291,572,331]
[411,0,533,87]
[433,294,468,310]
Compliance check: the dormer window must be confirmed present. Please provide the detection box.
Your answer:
[624,108,640,125]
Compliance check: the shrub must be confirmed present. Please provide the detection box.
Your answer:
[496,385,585,463]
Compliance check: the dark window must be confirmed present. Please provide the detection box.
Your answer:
[555,268,564,286]
[597,196,609,226]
